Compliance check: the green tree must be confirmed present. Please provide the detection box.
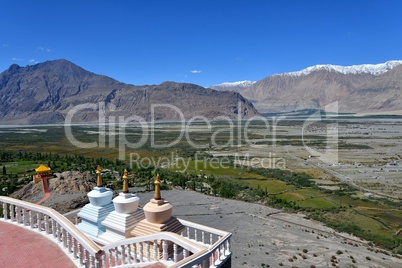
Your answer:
[2,166,6,175]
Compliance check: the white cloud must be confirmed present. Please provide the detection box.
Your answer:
[11,57,24,61]
[37,46,52,52]
[29,59,39,64]
[191,70,202,74]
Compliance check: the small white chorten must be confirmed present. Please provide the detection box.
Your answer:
[77,165,114,240]
[98,169,145,243]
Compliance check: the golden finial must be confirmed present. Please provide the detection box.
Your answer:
[96,165,102,187]
[154,173,161,200]
[122,169,129,193]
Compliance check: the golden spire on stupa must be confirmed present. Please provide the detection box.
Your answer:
[96,165,102,187]
[154,174,161,200]
[122,169,129,194]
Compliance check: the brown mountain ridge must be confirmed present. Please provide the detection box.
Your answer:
[0,59,259,124]
[241,70,375,113]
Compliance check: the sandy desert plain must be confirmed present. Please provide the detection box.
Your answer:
[1,114,402,267]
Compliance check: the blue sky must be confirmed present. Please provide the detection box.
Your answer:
[1,0,401,87]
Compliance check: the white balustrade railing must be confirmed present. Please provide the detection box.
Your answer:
[0,197,232,268]
[102,232,205,267]
[176,219,232,268]
[179,218,230,247]
[0,196,102,268]
[171,234,231,268]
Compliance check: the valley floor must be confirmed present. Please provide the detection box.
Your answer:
[139,189,402,268]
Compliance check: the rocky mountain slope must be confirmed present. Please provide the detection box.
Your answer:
[341,64,402,113]
[0,60,259,124]
[238,61,402,113]
[11,171,96,213]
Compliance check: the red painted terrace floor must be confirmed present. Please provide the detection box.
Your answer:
[0,221,77,268]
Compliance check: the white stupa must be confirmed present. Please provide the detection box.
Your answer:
[77,165,114,240]
[98,169,145,244]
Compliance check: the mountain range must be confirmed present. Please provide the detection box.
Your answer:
[212,61,402,114]
[1,59,401,125]
[0,60,259,124]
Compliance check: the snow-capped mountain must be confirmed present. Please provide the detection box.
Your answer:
[240,60,402,114]
[277,60,402,77]
[212,80,256,88]
[210,80,256,93]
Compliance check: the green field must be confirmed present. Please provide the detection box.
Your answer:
[2,160,39,174]
[298,198,338,209]
[242,179,292,194]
